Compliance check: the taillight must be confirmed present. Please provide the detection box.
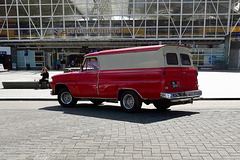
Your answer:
[194,70,198,76]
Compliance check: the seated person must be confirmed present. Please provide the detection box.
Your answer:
[39,67,49,88]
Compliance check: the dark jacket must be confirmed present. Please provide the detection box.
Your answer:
[41,72,49,80]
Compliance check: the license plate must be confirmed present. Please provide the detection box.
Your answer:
[171,81,179,88]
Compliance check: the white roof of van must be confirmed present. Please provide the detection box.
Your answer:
[84,45,189,57]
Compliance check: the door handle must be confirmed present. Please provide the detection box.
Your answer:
[182,72,186,74]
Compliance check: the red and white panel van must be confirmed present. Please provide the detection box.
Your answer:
[51,45,202,112]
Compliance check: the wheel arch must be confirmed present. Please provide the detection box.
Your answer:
[118,89,143,100]
[54,83,69,95]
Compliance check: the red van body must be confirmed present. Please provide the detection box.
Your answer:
[51,45,202,112]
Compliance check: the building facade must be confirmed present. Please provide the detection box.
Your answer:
[0,0,240,69]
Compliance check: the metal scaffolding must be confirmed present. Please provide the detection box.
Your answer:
[0,0,239,44]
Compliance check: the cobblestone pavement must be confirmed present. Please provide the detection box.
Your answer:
[0,100,240,160]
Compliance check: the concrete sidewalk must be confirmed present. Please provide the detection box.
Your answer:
[0,70,60,100]
[0,70,240,100]
[198,70,240,99]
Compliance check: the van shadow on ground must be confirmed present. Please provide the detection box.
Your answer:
[40,103,199,124]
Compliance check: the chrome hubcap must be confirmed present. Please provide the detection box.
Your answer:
[61,92,72,104]
[123,94,134,109]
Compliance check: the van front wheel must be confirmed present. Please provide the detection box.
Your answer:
[58,88,77,107]
[120,91,142,112]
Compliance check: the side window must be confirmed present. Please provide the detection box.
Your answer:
[166,53,178,65]
[82,58,99,71]
[180,54,191,65]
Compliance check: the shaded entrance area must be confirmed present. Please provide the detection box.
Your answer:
[229,41,240,69]
[0,54,11,70]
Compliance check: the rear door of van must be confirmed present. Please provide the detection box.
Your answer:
[179,53,198,91]
[163,46,198,93]
[164,49,184,93]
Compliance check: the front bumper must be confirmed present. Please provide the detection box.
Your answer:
[160,90,202,103]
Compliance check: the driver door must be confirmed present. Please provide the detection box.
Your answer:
[75,57,99,98]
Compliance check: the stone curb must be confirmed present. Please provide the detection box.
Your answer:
[0,98,57,101]
[0,98,240,101]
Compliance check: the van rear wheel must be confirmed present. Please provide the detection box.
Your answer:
[120,91,142,112]
[58,88,77,107]
[153,100,171,111]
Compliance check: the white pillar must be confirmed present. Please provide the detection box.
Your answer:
[46,53,51,69]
